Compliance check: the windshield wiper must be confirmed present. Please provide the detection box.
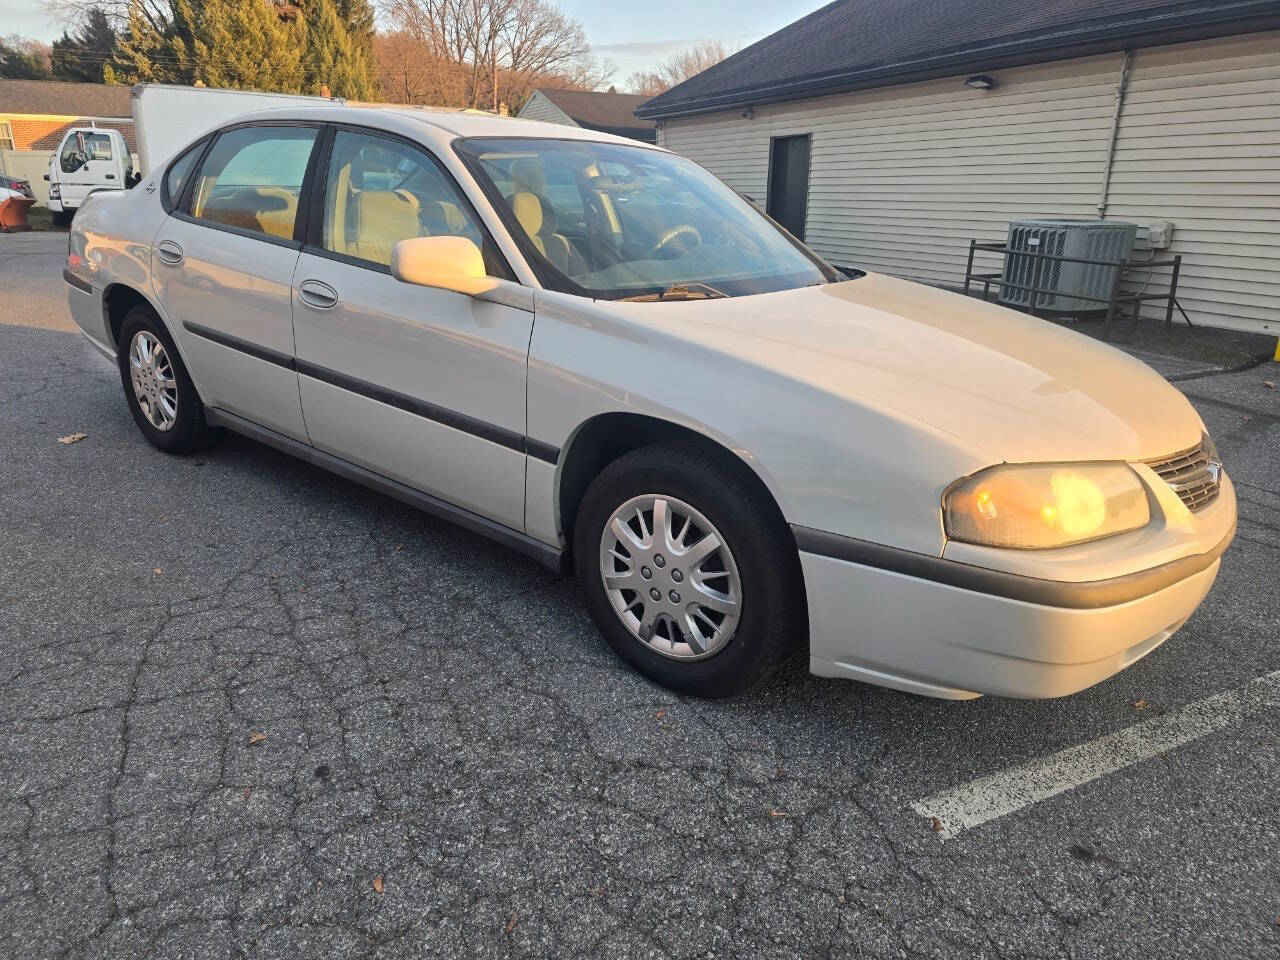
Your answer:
[619,282,729,302]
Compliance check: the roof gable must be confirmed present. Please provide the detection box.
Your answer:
[637,0,1280,118]
[533,88,657,141]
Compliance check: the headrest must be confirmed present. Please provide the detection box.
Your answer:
[511,191,543,237]
[509,157,546,194]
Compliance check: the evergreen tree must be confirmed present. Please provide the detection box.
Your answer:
[334,0,375,59]
[300,0,377,100]
[50,9,117,83]
[108,0,199,85]
[192,0,305,92]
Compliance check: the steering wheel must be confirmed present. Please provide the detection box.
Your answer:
[648,224,701,257]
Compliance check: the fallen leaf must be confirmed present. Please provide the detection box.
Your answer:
[243,786,251,799]
[1263,380,1275,389]
[152,568,163,575]
[930,817,944,833]
[57,433,87,445]
[504,911,518,934]
[654,708,665,719]
[372,874,384,895]
[247,732,267,746]
[588,885,606,897]
[1242,415,1254,421]
[768,808,790,818]
[1132,699,1149,711]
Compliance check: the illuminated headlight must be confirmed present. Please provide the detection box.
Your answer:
[944,463,1151,549]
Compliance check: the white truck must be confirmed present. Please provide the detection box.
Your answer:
[45,84,341,225]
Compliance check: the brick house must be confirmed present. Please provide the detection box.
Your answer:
[0,79,135,204]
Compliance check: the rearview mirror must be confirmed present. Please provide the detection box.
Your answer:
[391,236,494,296]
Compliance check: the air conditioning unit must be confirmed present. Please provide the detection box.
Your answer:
[1000,219,1138,313]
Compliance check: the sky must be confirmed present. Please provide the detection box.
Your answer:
[0,0,827,87]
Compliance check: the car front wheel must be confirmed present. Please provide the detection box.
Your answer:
[574,443,805,697]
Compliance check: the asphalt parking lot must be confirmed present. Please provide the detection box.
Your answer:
[2,230,1277,959]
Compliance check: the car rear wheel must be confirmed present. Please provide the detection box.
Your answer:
[117,305,216,454]
[574,443,804,697]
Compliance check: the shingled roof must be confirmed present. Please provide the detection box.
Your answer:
[534,88,656,141]
[0,79,133,118]
[636,0,1280,119]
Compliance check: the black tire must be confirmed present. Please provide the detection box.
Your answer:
[50,208,72,227]
[574,443,805,698]
[116,305,216,454]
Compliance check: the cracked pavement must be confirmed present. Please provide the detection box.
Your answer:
[1,232,1278,958]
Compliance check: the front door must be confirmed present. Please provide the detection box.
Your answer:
[766,134,811,241]
[152,124,320,441]
[292,127,533,530]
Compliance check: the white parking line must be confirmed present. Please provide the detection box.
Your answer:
[912,670,1280,840]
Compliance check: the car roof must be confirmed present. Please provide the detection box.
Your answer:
[226,103,664,149]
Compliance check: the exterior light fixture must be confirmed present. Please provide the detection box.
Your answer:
[965,75,997,90]
[742,106,755,119]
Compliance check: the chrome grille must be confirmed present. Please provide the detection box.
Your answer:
[1144,440,1221,512]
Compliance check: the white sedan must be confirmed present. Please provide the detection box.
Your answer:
[64,106,1235,699]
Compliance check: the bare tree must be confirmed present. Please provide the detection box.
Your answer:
[379,0,611,109]
[45,0,169,31]
[626,39,734,96]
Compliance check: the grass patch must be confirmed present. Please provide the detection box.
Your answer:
[24,205,66,232]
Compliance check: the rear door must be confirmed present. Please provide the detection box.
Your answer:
[152,123,321,441]
[291,126,533,529]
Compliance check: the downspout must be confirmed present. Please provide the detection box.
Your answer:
[1096,49,1132,220]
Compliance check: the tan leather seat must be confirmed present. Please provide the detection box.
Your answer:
[507,158,576,275]
[510,190,575,274]
[199,186,298,239]
[348,189,421,265]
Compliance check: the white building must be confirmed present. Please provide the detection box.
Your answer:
[637,0,1280,335]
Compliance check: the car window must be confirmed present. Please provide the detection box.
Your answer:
[60,132,113,174]
[321,130,488,269]
[189,126,318,241]
[455,137,837,300]
[164,141,204,206]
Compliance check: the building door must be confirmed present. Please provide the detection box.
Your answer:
[766,134,811,241]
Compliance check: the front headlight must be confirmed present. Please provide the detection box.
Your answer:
[944,463,1150,549]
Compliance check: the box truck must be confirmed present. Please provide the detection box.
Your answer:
[45,83,341,225]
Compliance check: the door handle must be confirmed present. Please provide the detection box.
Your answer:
[156,240,183,264]
[105,173,115,180]
[298,279,339,309]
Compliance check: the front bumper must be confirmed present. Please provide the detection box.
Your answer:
[798,476,1236,699]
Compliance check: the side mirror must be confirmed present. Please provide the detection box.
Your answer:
[391,236,494,296]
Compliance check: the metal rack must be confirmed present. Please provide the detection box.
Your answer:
[962,240,1189,335]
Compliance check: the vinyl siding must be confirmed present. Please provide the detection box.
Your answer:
[517,91,577,127]
[1107,33,1280,334]
[660,31,1280,336]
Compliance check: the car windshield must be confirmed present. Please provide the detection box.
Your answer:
[454,137,839,300]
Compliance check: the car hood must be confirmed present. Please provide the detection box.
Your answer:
[636,272,1202,464]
